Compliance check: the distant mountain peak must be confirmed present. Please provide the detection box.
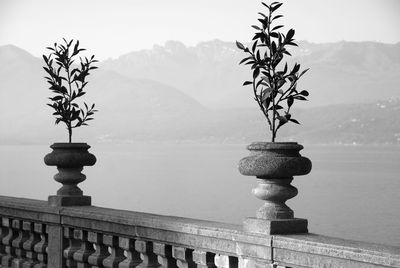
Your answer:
[0,44,36,61]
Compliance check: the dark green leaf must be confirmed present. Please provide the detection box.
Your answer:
[258,12,267,18]
[272,25,284,31]
[252,40,258,53]
[299,90,309,96]
[245,60,256,65]
[282,50,292,56]
[243,81,253,86]
[299,68,309,78]
[262,97,271,109]
[287,96,294,107]
[286,29,295,40]
[261,76,270,83]
[292,63,300,74]
[277,79,285,89]
[253,68,260,79]
[272,15,283,21]
[277,115,288,122]
[51,95,63,101]
[270,32,279,38]
[73,40,79,52]
[271,2,283,12]
[271,41,277,54]
[262,88,273,100]
[239,56,252,65]
[294,96,307,101]
[76,91,86,97]
[261,2,269,9]
[236,41,245,50]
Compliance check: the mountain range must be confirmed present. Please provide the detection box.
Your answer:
[101,40,400,109]
[0,41,399,144]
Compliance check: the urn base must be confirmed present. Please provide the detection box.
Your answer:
[243,217,308,235]
[48,195,91,207]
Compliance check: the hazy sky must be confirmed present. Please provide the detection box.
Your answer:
[1,0,399,60]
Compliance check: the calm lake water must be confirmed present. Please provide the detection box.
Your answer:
[0,143,399,247]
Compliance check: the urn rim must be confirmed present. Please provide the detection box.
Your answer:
[247,141,303,151]
[50,142,90,150]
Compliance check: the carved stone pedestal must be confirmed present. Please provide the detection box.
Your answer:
[44,143,96,206]
[239,142,311,234]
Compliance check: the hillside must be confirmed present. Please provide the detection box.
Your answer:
[0,45,206,143]
[0,44,399,145]
[101,40,400,109]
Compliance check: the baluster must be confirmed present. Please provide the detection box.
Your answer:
[102,235,125,268]
[22,221,40,268]
[153,243,177,268]
[172,247,196,268]
[64,227,80,268]
[135,240,160,268]
[0,217,8,263]
[118,237,141,268]
[87,231,109,267]
[72,229,94,268]
[193,251,216,268]
[11,219,29,267]
[2,217,17,267]
[214,255,238,268]
[33,223,47,268]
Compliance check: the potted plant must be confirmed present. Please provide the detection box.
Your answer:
[236,2,312,234]
[42,38,98,206]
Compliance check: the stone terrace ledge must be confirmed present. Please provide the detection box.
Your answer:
[0,196,399,268]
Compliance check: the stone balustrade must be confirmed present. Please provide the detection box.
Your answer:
[0,196,399,268]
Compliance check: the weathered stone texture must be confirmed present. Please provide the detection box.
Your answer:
[0,196,399,268]
[44,143,96,207]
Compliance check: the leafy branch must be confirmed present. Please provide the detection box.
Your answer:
[236,1,310,142]
[43,38,98,143]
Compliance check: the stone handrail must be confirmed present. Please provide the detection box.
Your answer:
[0,195,399,268]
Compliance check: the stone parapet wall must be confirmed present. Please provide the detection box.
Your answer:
[0,196,399,268]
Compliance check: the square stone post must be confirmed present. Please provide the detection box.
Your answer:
[47,224,66,267]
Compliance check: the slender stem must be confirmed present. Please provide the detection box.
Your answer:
[272,92,276,142]
[277,81,297,104]
[68,126,72,143]
[267,8,277,142]
[253,77,272,131]
[66,51,73,143]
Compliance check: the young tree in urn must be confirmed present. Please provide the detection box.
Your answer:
[43,38,98,143]
[236,1,310,142]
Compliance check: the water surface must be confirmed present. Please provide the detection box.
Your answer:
[1,143,399,247]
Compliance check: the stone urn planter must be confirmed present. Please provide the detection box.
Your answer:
[44,143,96,206]
[239,142,312,234]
